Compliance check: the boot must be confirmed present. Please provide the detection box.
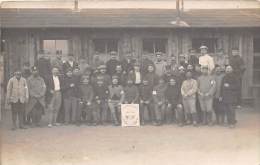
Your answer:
[207,112,213,126]
[192,113,198,127]
[202,112,207,125]
[111,112,119,126]
[186,114,192,125]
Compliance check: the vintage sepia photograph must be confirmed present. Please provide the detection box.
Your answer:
[0,0,260,164]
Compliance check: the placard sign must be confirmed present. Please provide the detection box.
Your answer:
[121,104,140,127]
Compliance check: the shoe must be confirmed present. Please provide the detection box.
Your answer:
[20,126,27,129]
[193,122,198,127]
[178,123,184,127]
[11,126,17,131]
[229,124,235,129]
[53,123,61,126]
[48,124,52,128]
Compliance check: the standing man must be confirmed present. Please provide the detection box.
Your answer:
[213,65,225,125]
[154,52,167,77]
[140,79,154,125]
[229,49,245,108]
[26,66,46,127]
[165,78,182,124]
[188,49,199,67]
[106,51,121,76]
[141,54,155,75]
[46,67,62,127]
[92,53,104,74]
[62,68,80,125]
[93,78,109,125]
[108,76,125,126]
[199,45,215,74]
[220,66,239,128]
[37,55,52,82]
[6,70,29,130]
[51,53,64,75]
[181,71,198,126]
[63,53,79,73]
[197,66,216,125]
[128,63,142,87]
[121,52,136,74]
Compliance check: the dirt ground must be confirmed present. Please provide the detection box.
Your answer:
[1,107,260,165]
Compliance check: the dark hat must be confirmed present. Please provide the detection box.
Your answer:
[110,51,117,55]
[155,52,163,55]
[112,75,119,80]
[165,65,172,70]
[98,65,106,69]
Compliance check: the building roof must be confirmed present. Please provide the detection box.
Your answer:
[1,8,260,28]
[1,0,260,9]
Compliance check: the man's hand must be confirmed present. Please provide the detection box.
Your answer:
[50,90,54,94]
[167,103,172,108]
[70,83,75,87]
[219,97,223,101]
[87,102,91,106]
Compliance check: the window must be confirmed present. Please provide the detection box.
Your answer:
[1,40,6,52]
[253,38,260,84]
[143,38,167,54]
[93,39,118,54]
[192,38,217,53]
[41,40,69,55]
[253,38,260,53]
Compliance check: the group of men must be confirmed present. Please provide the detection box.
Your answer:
[6,45,245,130]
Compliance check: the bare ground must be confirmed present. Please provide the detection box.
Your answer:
[1,107,260,165]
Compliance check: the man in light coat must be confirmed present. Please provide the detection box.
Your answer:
[6,70,29,130]
[26,66,46,127]
[199,45,215,74]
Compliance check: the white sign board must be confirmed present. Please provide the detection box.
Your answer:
[121,104,140,127]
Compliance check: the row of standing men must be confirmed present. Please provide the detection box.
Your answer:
[6,46,245,129]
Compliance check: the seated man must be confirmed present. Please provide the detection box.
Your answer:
[124,79,139,104]
[152,78,167,126]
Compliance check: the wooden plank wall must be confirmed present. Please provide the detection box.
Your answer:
[2,28,258,99]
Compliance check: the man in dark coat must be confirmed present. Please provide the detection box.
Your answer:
[26,66,46,127]
[220,65,240,128]
[165,77,182,124]
[37,55,52,82]
[106,51,121,76]
[93,78,109,125]
[140,79,154,125]
[141,54,155,75]
[62,53,79,74]
[143,64,159,88]
[229,49,246,108]
[121,52,136,74]
[62,68,80,125]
